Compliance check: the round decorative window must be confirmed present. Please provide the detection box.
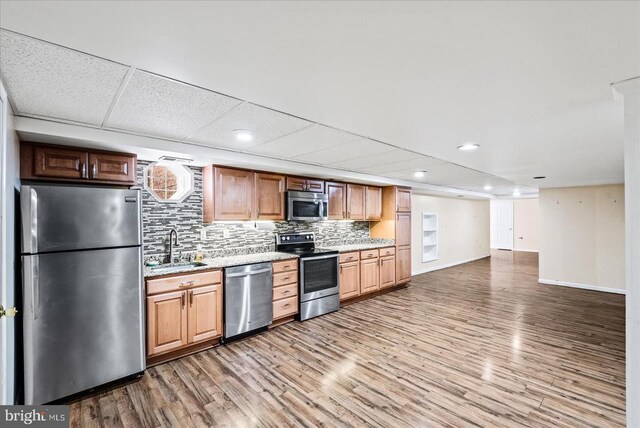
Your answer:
[143,162,194,203]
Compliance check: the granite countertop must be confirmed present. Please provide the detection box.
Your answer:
[144,252,298,278]
[326,241,395,253]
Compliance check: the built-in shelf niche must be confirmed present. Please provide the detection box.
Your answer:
[422,212,438,262]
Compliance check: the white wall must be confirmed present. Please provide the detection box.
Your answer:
[412,194,490,275]
[539,185,625,293]
[490,198,539,252]
[0,80,20,404]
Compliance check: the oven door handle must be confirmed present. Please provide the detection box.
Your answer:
[301,254,339,262]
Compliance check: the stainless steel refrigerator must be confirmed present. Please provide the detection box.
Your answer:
[20,184,145,404]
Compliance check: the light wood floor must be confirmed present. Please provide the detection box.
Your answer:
[70,251,626,427]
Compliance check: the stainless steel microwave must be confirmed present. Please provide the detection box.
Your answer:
[287,191,328,221]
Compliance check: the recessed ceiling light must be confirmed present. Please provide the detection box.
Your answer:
[457,143,480,151]
[483,185,492,191]
[513,190,521,197]
[413,171,426,178]
[533,176,546,180]
[233,129,254,142]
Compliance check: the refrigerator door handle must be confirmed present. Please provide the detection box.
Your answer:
[23,255,40,320]
[21,186,38,254]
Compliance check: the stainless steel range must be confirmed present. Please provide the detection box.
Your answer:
[276,232,340,320]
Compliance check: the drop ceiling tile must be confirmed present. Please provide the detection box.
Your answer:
[292,138,392,164]
[106,70,241,140]
[355,156,448,175]
[328,148,417,170]
[188,102,313,149]
[0,30,129,126]
[250,124,362,158]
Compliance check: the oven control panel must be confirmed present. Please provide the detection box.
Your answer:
[276,232,315,245]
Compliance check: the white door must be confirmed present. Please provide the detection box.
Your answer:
[495,201,514,250]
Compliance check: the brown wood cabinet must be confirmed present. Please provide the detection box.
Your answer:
[326,181,347,220]
[360,255,380,294]
[204,166,286,222]
[286,176,325,193]
[146,270,223,360]
[339,251,360,300]
[396,213,411,247]
[21,142,137,185]
[213,167,254,220]
[272,259,299,321]
[380,254,396,289]
[396,245,411,284]
[254,173,285,220]
[396,187,412,212]
[365,186,382,220]
[147,291,188,356]
[347,184,366,220]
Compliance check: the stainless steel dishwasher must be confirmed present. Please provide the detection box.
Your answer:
[224,262,273,341]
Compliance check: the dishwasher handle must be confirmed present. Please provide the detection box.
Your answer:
[225,267,272,278]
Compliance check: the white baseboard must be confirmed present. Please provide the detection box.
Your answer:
[412,254,491,275]
[538,278,626,295]
[514,248,539,253]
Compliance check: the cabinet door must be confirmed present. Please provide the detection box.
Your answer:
[34,146,89,179]
[326,181,347,220]
[188,284,223,343]
[214,167,254,220]
[360,257,380,294]
[339,261,360,300]
[286,176,307,191]
[396,245,412,284]
[147,291,187,356]
[396,188,412,212]
[365,186,382,220]
[347,184,366,220]
[89,153,136,183]
[396,213,411,247]
[380,256,396,289]
[306,179,325,193]
[255,173,285,220]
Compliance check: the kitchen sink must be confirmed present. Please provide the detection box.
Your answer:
[149,262,207,274]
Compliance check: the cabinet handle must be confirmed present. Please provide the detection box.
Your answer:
[189,290,193,305]
[340,265,343,273]
[368,254,373,258]
[347,256,353,261]
[343,211,346,218]
[283,303,291,308]
[283,276,291,281]
[282,265,290,269]
[282,290,291,294]
[181,292,186,307]
[80,162,87,178]
[347,211,350,218]
[256,208,260,215]
[91,163,97,178]
[179,280,195,287]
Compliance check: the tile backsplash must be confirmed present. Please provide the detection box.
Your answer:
[138,161,376,261]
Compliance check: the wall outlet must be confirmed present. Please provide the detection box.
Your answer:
[223,229,231,238]
[201,228,208,241]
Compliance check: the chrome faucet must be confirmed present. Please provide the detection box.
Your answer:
[168,229,179,264]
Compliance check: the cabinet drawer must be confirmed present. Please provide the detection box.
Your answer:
[272,259,297,274]
[273,270,298,287]
[273,296,298,320]
[273,283,298,301]
[339,252,360,264]
[360,249,379,260]
[147,270,222,295]
[379,247,395,257]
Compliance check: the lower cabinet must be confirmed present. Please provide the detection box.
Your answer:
[360,253,380,294]
[396,245,412,284]
[380,255,396,289]
[339,259,360,300]
[146,270,223,358]
[272,259,299,321]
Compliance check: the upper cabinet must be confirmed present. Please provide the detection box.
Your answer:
[254,173,285,220]
[396,187,412,212]
[286,176,325,193]
[346,184,366,220]
[21,142,137,186]
[203,166,285,222]
[365,186,382,221]
[326,181,347,220]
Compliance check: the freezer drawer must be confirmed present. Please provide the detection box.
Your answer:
[21,185,141,254]
[22,247,145,404]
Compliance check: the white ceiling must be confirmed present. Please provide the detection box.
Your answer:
[1,1,638,195]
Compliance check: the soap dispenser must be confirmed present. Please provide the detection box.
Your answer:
[194,245,205,262]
